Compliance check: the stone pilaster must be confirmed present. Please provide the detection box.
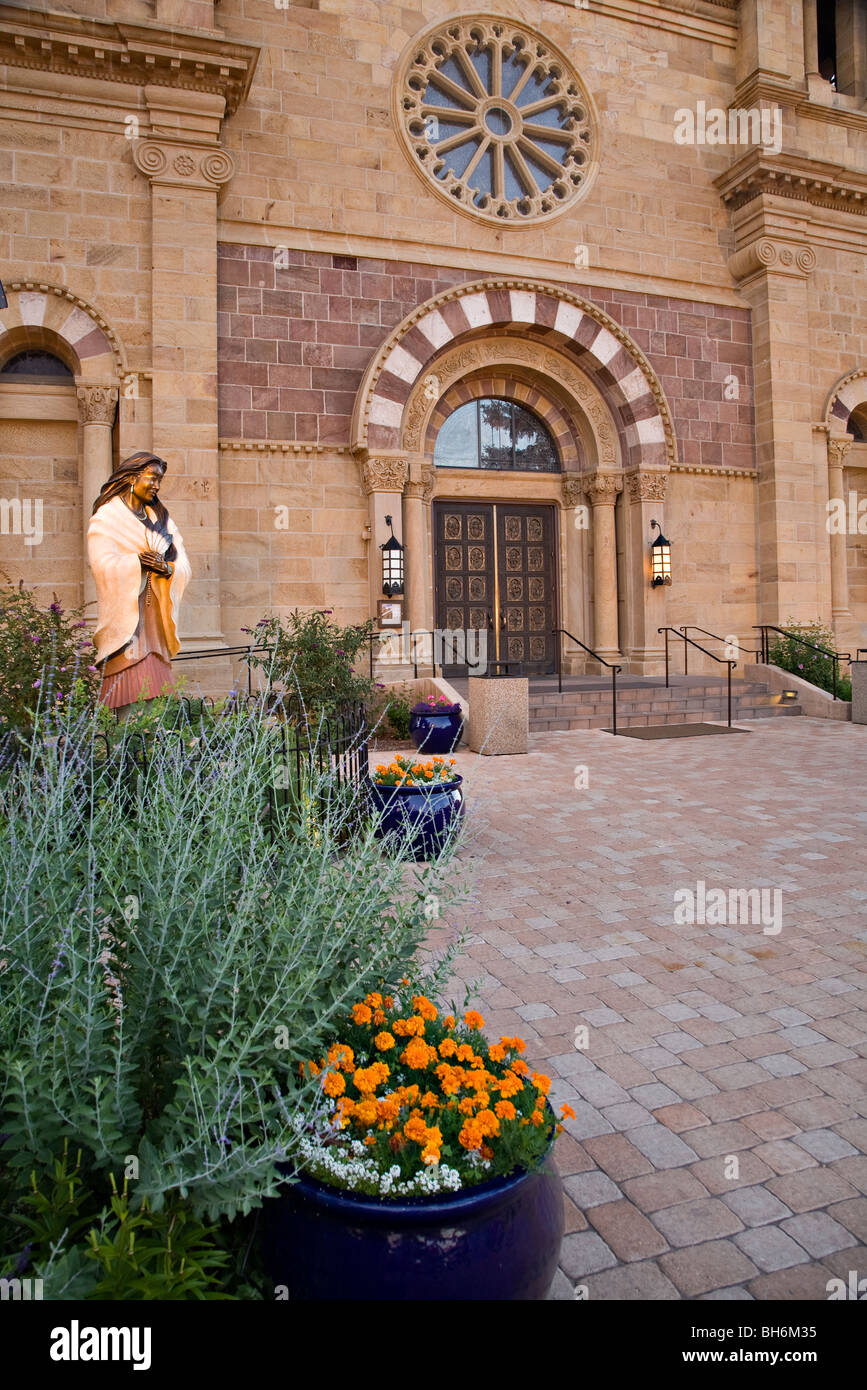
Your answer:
[625,470,668,674]
[727,224,818,626]
[132,86,235,646]
[77,383,118,616]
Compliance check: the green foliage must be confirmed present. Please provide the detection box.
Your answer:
[0,698,465,1247]
[7,1142,231,1299]
[245,609,375,715]
[0,580,100,738]
[768,619,852,700]
[384,688,413,740]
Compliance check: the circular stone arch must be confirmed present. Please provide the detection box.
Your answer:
[824,367,867,437]
[0,282,125,383]
[351,277,676,471]
[417,338,621,474]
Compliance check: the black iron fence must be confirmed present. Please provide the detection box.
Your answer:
[0,697,370,844]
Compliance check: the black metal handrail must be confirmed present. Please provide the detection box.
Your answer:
[678,626,762,660]
[753,625,851,700]
[171,644,273,697]
[552,628,621,735]
[658,626,736,727]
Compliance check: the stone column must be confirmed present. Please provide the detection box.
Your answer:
[802,0,819,77]
[404,457,430,636]
[77,383,118,616]
[625,470,668,675]
[132,87,235,651]
[561,474,588,671]
[828,434,852,625]
[360,456,409,667]
[586,472,623,664]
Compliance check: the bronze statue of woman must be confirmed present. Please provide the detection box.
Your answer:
[87,451,192,712]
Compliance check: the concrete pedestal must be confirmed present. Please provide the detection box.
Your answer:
[467,677,528,755]
[852,662,867,725]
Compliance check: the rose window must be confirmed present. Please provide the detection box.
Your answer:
[397,17,597,224]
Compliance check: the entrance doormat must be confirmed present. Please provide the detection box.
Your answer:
[603,722,750,739]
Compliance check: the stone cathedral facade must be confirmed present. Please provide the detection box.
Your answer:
[0,0,865,685]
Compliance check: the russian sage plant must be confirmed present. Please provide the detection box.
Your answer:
[0,698,467,1242]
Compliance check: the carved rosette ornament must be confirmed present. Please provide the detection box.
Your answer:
[585,473,623,506]
[627,471,668,503]
[361,457,409,494]
[77,384,118,426]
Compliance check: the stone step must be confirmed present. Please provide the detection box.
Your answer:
[529,702,802,731]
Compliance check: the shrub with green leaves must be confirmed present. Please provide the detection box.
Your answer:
[245,609,375,716]
[385,687,413,740]
[0,698,467,1296]
[768,619,852,700]
[0,580,99,739]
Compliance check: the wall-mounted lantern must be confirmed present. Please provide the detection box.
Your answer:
[650,519,672,587]
[380,514,404,596]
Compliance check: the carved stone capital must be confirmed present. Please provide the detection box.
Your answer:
[585,472,623,506]
[627,470,668,503]
[561,473,585,508]
[728,238,816,283]
[132,140,235,190]
[361,456,409,495]
[827,435,853,470]
[76,384,118,425]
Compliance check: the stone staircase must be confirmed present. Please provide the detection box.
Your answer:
[528,674,803,732]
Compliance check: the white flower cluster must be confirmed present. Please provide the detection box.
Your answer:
[295,1133,463,1198]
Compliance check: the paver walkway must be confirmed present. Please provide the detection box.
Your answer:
[444,717,867,1300]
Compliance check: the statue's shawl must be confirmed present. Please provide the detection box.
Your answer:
[87,495,191,665]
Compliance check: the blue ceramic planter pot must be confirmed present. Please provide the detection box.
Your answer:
[409,708,463,754]
[263,1152,564,1301]
[369,775,464,860]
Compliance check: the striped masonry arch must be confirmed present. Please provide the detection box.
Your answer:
[351,278,676,471]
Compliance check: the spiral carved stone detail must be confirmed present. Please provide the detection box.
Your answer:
[132,141,168,177]
[201,150,235,186]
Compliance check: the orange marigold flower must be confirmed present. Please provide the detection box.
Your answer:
[374,1031,395,1051]
[458,1097,476,1116]
[510,1059,530,1077]
[356,1099,378,1127]
[438,1037,457,1058]
[481,1145,494,1160]
[322,1071,346,1098]
[384,995,395,1009]
[560,1103,576,1121]
[530,1109,546,1126]
[421,1146,441,1166]
[403,1115,428,1144]
[307,1060,320,1077]
[531,1071,552,1096]
[456,1043,475,1063]
[411,994,438,1021]
[373,1009,386,1025]
[500,1036,527,1054]
[494,1100,517,1121]
[353,1062,389,1094]
[351,1003,372,1026]
[487,1043,507,1063]
[401,1038,433,1070]
[363,1135,376,1147]
[458,1121,483,1151]
[464,1010,485,1030]
[420,1090,439,1109]
[327,1043,355,1071]
[495,1072,523,1099]
[365,992,383,1009]
[444,1015,456,1028]
[475,1108,500,1138]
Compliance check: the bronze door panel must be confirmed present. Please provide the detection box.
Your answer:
[434,503,494,668]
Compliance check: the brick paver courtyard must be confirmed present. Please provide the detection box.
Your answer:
[444,717,867,1300]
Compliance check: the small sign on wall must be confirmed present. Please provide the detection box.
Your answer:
[377,599,403,628]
